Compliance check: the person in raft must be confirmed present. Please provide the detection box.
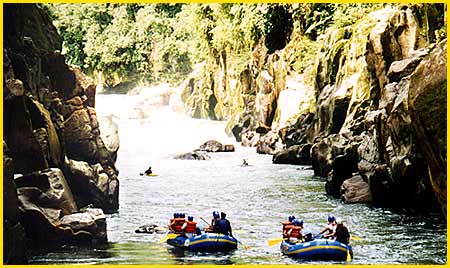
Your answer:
[281,215,296,238]
[317,215,337,239]
[170,213,186,233]
[181,216,198,238]
[331,218,350,245]
[215,212,233,237]
[285,219,304,243]
[205,211,220,232]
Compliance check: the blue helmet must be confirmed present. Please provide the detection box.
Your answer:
[298,219,304,226]
[213,211,219,218]
[188,216,193,221]
[328,215,335,222]
[173,213,177,218]
[181,213,185,218]
[288,215,296,222]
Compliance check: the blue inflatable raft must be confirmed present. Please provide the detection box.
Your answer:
[167,233,238,252]
[281,238,352,261]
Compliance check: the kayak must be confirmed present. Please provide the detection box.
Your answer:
[146,174,158,177]
[167,233,238,252]
[281,238,352,261]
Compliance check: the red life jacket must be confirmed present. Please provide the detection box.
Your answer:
[289,226,302,238]
[281,221,293,232]
[184,221,197,233]
[172,218,185,232]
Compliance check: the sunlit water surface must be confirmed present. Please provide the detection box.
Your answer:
[29,93,446,265]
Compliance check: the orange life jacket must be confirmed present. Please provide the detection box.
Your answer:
[281,221,293,232]
[171,218,185,232]
[289,226,302,238]
[184,221,197,233]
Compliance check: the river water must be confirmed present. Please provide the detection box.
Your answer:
[29,93,446,265]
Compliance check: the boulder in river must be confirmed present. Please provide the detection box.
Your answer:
[340,175,373,204]
[273,143,312,165]
[15,168,107,247]
[174,151,211,160]
[198,140,235,152]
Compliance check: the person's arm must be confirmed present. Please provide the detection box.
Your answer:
[318,226,329,235]
[181,222,187,232]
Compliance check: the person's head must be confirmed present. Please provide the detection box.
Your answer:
[188,216,194,221]
[335,218,343,225]
[213,211,219,219]
[288,215,296,222]
[173,213,177,218]
[220,212,226,219]
[328,215,335,223]
[181,213,185,218]
[293,219,303,226]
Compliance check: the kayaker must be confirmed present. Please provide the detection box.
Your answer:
[205,211,220,232]
[181,216,197,238]
[216,212,233,237]
[242,159,249,166]
[333,218,350,244]
[317,215,337,239]
[144,166,152,175]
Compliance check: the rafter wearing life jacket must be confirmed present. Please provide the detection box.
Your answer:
[170,212,186,233]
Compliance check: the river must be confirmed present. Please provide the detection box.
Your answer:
[28,93,446,265]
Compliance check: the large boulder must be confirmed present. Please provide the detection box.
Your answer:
[98,115,120,162]
[65,158,119,211]
[174,151,211,160]
[256,131,284,155]
[340,175,373,204]
[198,140,235,152]
[16,168,107,247]
[273,144,312,165]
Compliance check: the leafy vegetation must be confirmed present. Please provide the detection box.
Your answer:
[45,3,443,90]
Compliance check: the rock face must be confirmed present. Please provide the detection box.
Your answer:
[180,4,446,215]
[3,4,118,260]
[3,143,27,264]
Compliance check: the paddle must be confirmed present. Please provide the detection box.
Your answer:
[351,235,361,241]
[158,233,180,243]
[233,235,251,250]
[267,237,285,246]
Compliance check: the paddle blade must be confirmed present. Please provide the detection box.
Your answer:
[267,238,283,246]
[351,235,362,241]
[158,233,179,243]
[346,250,352,261]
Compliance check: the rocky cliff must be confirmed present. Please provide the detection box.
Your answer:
[180,4,446,216]
[3,4,119,263]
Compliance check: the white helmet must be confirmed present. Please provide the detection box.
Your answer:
[335,218,343,225]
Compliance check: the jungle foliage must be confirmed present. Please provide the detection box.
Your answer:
[45,3,444,89]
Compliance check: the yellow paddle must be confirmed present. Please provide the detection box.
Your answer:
[351,235,362,241]
[158,233,180,243]
[267,237,285,246]
[346,249,352,261]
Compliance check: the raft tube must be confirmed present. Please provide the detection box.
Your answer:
[167,233,238,252]
[281,238,352,261]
